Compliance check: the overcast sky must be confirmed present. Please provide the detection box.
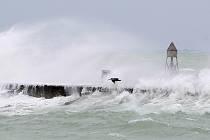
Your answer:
[0,0,210,51]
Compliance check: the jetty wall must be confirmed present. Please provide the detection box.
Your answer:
[2,83,197,99]
[1,84,135,99]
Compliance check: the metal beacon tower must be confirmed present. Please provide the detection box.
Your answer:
[166,42,179,73]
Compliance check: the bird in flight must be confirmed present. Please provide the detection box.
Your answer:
[108,78,121,84]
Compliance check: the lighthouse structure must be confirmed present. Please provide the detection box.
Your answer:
[166,42,179,72]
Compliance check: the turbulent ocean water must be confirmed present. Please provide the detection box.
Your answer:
[0,51,210,140]
[1,22,210,140]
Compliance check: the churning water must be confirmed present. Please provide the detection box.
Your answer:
[1,21,210,140]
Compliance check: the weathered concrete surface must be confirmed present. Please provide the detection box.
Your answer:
[27,85,66,99]
[2,83,135,99]
[3,83,199,99]
[3,84,66,99]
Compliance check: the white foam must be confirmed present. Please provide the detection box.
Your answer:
[108,133,125,138]
[128,117,154,124]
[0,90,79,116]
[1,69,210,116]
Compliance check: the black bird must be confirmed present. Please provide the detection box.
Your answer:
[108,78,121,84]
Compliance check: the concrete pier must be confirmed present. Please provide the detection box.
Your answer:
[2,84,135,99]
[1,83,197,99]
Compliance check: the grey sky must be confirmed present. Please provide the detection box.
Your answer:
[0,0,210,51]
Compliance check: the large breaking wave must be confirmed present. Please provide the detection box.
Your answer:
[0,19,156,86]
[0,69,210,116]
[0,19,210,116]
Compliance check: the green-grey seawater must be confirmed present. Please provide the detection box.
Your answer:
[1,51,210,140]
[1,106,210,140]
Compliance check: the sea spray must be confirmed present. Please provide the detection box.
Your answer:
[0,69,210,116]
[0,20,210,140]
[0,19,155,86]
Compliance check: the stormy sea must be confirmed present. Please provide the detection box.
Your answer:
[1,22,210,140]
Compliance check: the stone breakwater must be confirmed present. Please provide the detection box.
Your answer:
[1,84,135,99]
[1,83,198,99]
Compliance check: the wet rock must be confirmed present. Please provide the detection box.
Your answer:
[25,85,66,99]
